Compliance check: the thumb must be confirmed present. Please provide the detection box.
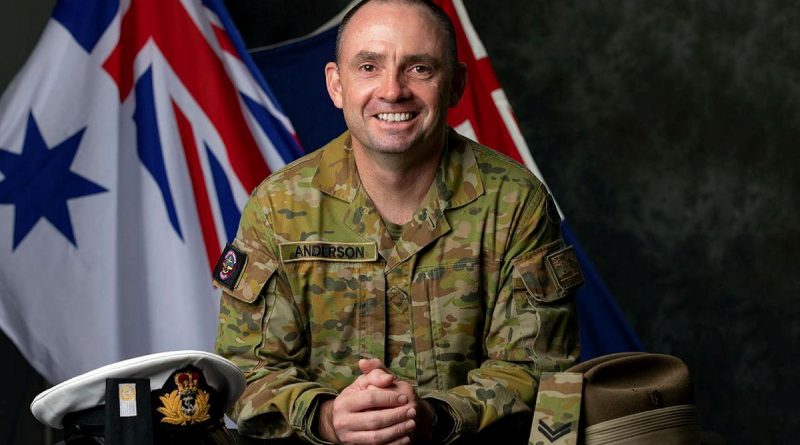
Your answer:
[358,358,383,374]
[357,359,396,388]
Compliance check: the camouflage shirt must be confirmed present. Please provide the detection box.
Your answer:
[214,129,582,444]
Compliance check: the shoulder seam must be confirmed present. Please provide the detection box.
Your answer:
[468,140,539,179]
[264,149,323,184]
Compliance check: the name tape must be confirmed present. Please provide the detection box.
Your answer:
[279,241,378,263]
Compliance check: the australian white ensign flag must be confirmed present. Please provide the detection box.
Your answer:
[0,0,302,383]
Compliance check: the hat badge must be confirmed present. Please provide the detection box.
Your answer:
[156,370,211,425]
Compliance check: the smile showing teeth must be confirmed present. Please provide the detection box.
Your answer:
[377,112,413,122]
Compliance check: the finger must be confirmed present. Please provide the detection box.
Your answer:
[366,376,419,394]
[365,433,413,445]
[389,379,415,395]
[354,360,396,390]
[363,367,397,388]
[347,404,417,432]
[358,358,392,375]
[345,388,410,411]
[341,419,415,445]
[383,436,412,445]
[350,369,395,392]
[358,358,378,374]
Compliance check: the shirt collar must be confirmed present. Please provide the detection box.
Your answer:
[311,131,360,202]
[311,128,485,210]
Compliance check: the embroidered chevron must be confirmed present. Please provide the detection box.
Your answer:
[537,420,573,442]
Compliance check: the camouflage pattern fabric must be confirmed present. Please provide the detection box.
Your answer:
[214,129,583,444]
[529,372,583,445]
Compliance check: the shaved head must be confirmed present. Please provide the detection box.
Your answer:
[335,0,459,73]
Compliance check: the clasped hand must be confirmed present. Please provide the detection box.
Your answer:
[318,358,434,445]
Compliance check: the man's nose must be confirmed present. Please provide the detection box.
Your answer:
[377,70,410,102]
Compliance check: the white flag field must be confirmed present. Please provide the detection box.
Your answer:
[0,0,299,383]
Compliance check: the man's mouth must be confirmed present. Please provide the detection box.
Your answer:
[376,112,415,122]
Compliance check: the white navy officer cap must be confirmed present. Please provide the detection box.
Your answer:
[31,350,245,445]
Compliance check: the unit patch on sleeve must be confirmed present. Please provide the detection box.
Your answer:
[279,241,378,263]
[213,244,247,290]
[545,245,584,292]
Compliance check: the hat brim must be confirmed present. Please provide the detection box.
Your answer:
[30,350,245,429]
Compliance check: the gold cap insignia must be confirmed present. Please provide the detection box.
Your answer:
[156,370,211,425]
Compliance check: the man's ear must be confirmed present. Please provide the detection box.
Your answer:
[325,62,344,109]
[448,62,467,107]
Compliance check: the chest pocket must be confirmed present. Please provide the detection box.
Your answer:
[413,258,489,390]
[279,241,382,383]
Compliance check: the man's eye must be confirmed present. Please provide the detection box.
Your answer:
[359,64,376,72]
[411,65,432,75]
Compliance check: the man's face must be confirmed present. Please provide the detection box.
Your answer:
[325,2,464,157]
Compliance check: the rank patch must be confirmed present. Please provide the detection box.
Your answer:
[213,244,246,290]
[530,372,583,444]
[279,241,378,263]
[545,245,584,292]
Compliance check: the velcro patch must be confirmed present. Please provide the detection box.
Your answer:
[213,244,247,290]
[545,245,584,292]
[279,241,377,263]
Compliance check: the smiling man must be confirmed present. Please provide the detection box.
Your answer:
[214,1,583,444]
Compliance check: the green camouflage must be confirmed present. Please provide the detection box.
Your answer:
[529,372,583,445]
[215,129,582,444]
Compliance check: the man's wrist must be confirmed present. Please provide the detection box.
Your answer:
[316,398,339,444]
[426,400,455,443]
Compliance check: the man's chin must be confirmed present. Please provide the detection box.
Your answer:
[363,135,418,155]
[367,145,413,155]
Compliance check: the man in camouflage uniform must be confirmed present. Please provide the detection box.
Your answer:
[214,1,582,444]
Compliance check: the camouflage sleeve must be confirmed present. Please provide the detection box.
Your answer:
[214,194,337,444]
[529,372,583,445]
[424,184,582,443]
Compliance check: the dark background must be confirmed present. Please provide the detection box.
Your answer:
[2,1,797,443]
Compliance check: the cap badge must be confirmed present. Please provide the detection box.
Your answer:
[156,371,211,425]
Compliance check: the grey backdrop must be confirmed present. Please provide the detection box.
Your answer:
[1,1,797,444]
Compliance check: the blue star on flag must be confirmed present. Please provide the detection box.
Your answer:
[0,112,107,250]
